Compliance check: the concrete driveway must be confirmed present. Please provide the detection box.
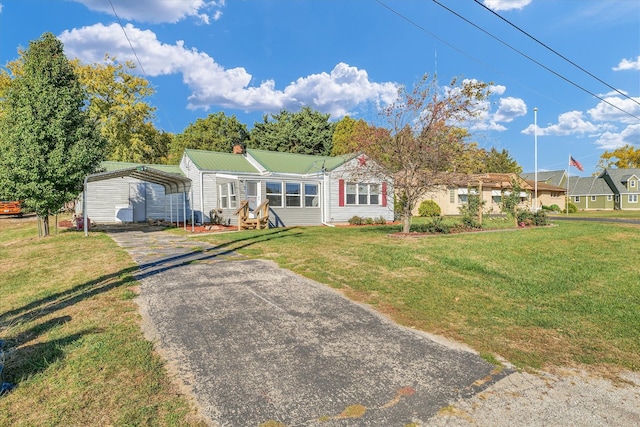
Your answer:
[108,228,505,426]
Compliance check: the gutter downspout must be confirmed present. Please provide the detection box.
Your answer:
[321,171,335,227]
[83,176,88,237]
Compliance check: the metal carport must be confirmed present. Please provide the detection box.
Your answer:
[82,166,193,236]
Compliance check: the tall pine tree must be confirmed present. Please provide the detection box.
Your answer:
[0,33,105,236]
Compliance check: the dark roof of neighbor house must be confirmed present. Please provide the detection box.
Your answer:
[600,168,640,193]
[246,149,354,174]
[184,149,260,173]
[450,173,538,190]
[520,170,566,187]
[523,180,567,193]
[567,176,614,196]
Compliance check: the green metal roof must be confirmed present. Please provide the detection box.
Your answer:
[184,149,259,173]
[246,148,353,174]
[101,161,184,176]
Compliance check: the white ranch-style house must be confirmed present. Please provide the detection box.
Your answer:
[79,147,393,229]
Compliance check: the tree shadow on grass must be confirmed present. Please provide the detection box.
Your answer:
[3,330,94,387]
[0,227,300,328]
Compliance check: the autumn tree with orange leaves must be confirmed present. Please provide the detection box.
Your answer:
[352,74,490,233]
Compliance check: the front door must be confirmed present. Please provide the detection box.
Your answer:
[245,180,261,211]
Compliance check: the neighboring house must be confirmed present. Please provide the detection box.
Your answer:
[600,168,640,210]
[79,161,192,224]
[81,148,394,227]
[566,176,616,211]
[180,147,393,227]
[520,170,567,188]
[414,173,565,216]
[532,167,640,211]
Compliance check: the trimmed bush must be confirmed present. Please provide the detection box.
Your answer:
[348,215,364,225]
[409,216,450,234]
[565,202,577,214]
[418,200,441,217]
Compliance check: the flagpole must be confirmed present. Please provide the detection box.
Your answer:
[534,107,538,212]
[567,154,570,216]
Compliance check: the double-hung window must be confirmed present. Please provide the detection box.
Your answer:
[266,182,283,207]
[346,182,381,205]
[305,183,319,207]
[218,183,237,209]
[629,194,638,203]
[286,183,301,207]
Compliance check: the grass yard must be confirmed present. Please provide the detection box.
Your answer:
[1,214,638,424]
[0,216,206,427]
[192,220,640,375]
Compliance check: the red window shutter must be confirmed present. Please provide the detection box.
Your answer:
[381,182,387,207]
[339,179,345,207]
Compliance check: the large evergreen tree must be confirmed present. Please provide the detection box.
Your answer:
[0,33,105,236]
[249,106,335,155]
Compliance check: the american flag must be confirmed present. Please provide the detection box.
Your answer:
[570,156,584,172]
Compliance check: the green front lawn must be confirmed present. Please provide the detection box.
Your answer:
[0,217,205,427]
[194,220,640,373]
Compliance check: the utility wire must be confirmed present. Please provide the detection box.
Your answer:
[471,0,640,107]
[431,0,640,121]
[107,0,146,76]
[376,0,575,112]
[106,0,176,132]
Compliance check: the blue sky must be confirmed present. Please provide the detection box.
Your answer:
[1,0,639,175]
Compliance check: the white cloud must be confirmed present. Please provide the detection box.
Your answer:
[493,97,527,123]
[588,96,640,124]
[0,4,3,13]
[72,0,223,24]
[59,23,398,118]
[483,0,532,11]
[613,56,640,71]
[489,84,506,96]
[594,124,640,149]
[521,111,601,136]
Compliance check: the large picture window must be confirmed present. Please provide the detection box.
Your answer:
[266,182,283,207]
[286,183,301,207]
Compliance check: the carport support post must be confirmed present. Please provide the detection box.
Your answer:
[190,189,194,232]
[83,177,88,237]
[183,192,187,231]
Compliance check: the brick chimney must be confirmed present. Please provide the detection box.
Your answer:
[233,144,244,154]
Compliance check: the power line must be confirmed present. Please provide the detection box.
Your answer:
[430,0,640,122]
[471,0,640,108]
[106,0,176,133]
[376,0,576,112]
[377,0,640,122]
[107,0,146,76]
